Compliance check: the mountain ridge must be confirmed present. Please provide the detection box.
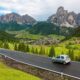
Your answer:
[47,6,80,27]
[0,13,36,24]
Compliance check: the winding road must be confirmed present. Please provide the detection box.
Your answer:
[0,49,80,79]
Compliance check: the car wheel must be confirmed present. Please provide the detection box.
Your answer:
[52,60,54,63]
[63,62,66,64]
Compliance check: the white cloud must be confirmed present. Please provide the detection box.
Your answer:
[0,10,12,14]
[0,0,80,20]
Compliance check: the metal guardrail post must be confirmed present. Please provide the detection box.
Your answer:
[61,72,64,80]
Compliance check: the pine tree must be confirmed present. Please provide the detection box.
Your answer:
[31,47,35,54]
[18,43,26,52]
[61,51,64,54]
[26,45,30,52]
[3,42,9,49]
[14,43,17,50]
[39,46,45,55]
[68,49,74,60]
[0,41,3,48]
[75,56,80,61]
[48,46,55,57]
[35,48,38,54]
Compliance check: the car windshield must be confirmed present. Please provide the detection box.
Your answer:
[61,56,64,59]
[56,56,60,58]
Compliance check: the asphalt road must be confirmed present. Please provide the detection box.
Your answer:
[0,49,80,79]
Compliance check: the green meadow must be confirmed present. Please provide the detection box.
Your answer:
[0,61,41,80]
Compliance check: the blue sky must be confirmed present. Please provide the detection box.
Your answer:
[0,0,80,21]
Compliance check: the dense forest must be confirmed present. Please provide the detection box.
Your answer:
[0,22,31,31]
[29,22,75,36]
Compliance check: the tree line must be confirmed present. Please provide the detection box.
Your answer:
[0,41,80,61]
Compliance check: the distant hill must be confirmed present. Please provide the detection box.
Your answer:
[61,26,80,42]
[29,21,59,35]
[0,22,32,31]
[74,27,80,37]
[0,13,36,25]
[0,31,17,41]
[29,21,75,36]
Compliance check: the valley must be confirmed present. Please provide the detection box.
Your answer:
[0,6,80,80]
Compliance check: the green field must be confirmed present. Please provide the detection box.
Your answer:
[0,61,41,80]
[7,30,65,40]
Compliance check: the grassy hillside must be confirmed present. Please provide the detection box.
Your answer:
[29,21,74,36]
[0,22,31,31]
[7,30,44,40]
[0,61,41,80]
[0,31,17,41]
[74,27,80,37]
[7,30,65,41]
[29,21,59,35]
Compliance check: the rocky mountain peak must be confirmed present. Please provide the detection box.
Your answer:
[47,6,79,27]
[76,13,80,26]
[22,14,36,24]
[57,6,64,15]
[0,13,36,24]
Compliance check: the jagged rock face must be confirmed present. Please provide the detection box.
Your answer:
[47,6,80,27]
[22,15,36,24]
[76,13,80,26]
[0,13,22,23]
[56,7,68,25]
[0,13,36,24]
[67,12,76,26]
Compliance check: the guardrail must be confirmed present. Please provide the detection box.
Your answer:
[0,51,80,80]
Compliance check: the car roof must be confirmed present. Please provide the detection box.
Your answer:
[59,55,68,57]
